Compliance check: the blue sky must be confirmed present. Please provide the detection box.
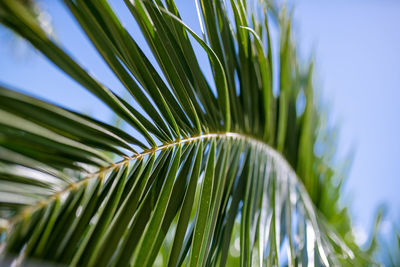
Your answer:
[0,0,399,237]
[294,0,400,234]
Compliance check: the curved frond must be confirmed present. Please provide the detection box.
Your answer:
[0,0,375,266]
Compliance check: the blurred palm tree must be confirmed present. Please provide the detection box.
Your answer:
[0,0,379,266]
[0,0,53,58]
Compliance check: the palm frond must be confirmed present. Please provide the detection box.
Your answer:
[0,0,375,266]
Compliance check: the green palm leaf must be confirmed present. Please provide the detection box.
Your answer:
[0,0,376,266]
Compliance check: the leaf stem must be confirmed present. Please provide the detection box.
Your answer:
[5,131,292,230]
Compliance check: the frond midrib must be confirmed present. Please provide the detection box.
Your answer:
[5,131,295,230]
